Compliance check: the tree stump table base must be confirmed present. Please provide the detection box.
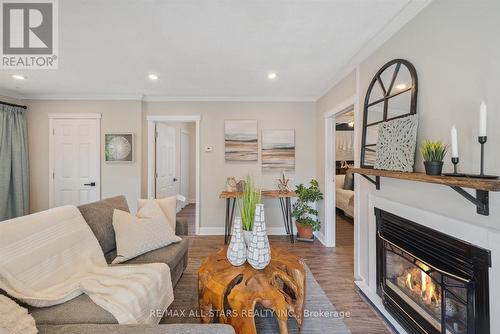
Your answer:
[198,246,306,334]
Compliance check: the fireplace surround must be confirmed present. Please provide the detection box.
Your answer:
[375,208,491,334]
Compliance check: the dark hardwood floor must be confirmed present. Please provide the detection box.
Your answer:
[171,204,392,334]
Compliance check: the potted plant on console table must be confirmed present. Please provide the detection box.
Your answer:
[292,179,323,241]
[420,140,447,176]
[238,175,261,246]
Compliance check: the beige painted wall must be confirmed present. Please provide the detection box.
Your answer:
[315,1,500,329]
[142,101,317,232]
[25,100,143,213]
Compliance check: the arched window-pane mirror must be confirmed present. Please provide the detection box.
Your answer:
[361,59,418,168]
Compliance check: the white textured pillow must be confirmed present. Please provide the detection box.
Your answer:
[137,196,177,231]
[0,295,37,334]
[112,201,181,264]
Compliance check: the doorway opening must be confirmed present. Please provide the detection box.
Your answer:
[323,96,357,248]
[147,115,200,235]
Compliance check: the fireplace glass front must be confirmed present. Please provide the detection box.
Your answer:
[375,208,491,334]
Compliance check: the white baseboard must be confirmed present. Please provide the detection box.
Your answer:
[314,230,335,247]
[197,227,224,235]
[198,226,287,236]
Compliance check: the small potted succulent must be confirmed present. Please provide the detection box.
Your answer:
[238,175,261,245]
[420,140,447,176]
[292,179,323,240]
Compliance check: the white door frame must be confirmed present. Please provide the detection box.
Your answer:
[179,129,190,209]
[147,115,201,235]
[323,96,357,247]
[48,113,102,208]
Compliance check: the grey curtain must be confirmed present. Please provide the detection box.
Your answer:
[0,104,29,220]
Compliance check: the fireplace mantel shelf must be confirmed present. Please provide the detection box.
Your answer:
[349,167,500,216]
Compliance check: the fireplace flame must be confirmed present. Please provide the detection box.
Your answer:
[398,263,441,307]
[406,273,413,290]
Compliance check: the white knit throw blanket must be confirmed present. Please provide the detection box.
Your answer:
[0,206,174,324]
[0,295,37,334]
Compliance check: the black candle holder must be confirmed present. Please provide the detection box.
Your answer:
[443,157,466,177]
[472,136,498,179]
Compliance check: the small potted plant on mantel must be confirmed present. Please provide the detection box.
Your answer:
[292,179,323,240]
[420,140,447,176]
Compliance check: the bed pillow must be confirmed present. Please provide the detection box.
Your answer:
[137,196,177,231]
[112,200,181,264]
[343,171,354,191]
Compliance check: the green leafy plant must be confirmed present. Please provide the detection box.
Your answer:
[292,179,324,231]
[420,140,447,162]
[238,175,261,231]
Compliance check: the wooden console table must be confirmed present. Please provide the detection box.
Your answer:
[219,190,297,244]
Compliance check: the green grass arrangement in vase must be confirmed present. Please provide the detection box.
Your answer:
[420,140,447,176]
[292,179,323,239]
[238,175,261,232]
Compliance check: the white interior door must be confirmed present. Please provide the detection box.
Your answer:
[156,123,178,199]
[180,131,190,209]
[52,118,100,207]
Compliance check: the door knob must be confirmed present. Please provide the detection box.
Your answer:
[173,178,178,182]
[84,182,96,187]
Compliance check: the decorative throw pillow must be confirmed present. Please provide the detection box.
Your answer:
[137,196,177,231]
[343,171,354,191]
[0,295,37,334]
[112,201,181,264]
[374,115,418,172]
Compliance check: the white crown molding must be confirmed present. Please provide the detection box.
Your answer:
[15,93,316,102]
[22,94,144,101]
[143,95,316,102]
[316,0,432,100]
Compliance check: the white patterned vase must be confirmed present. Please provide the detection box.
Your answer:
[243,230,253,246]
[226,217,247,266]
[247,204,271,270]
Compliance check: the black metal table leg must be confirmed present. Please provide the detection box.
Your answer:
[228,198,236,239]
[287,197,294,243]
[224,198,230,244]
[279,197,290,235]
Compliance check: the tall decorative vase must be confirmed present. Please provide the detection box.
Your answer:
[247,204,271,270]
[226,217,247,266]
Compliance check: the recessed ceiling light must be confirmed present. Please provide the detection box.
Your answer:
[148,73,159,81]
[267,72,277,80]
[395,83,407,90]
[12,74,26,80]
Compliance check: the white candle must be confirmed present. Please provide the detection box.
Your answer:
[451,125,458,158]
[479,101,487,137]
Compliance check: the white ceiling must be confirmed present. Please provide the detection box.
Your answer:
[0,0,425,101]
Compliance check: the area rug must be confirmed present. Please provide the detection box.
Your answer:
[162,255,351,334]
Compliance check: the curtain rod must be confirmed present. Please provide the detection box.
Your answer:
[0,101,27,109]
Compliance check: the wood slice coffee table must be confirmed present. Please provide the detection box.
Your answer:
[198,246,305,334]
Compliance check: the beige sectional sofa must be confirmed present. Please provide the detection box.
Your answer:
[1,196,234,334]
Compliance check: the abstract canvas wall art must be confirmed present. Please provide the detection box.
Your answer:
[105,133,134,163]
[225,120,258,161]
[262,129,295,170]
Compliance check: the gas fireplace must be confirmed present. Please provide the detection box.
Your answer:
[375,208,491,334]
